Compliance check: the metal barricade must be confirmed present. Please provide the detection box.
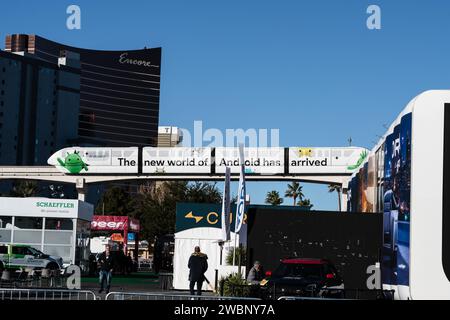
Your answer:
[0,288,98,301]
[105,292,262,301]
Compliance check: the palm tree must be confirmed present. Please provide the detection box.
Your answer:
[298,198,313,209]
[285,181,304,206]
[328,184,342,211]
[265,191,283,206]
[11,180,39,197]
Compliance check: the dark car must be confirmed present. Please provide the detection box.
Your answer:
[264,258,344,298]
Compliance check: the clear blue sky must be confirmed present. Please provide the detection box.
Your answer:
[2,0,450,209]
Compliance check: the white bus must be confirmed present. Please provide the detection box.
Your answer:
[347,90,450,300]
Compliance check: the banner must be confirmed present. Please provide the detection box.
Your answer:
[48,147,139,174]
[288,147,368,174]
[142,147,211,174]
[221,167,231,241]
[235,145,246,233]
[215,147,284,175]
[91,215,140,232]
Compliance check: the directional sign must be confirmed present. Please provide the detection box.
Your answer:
[48,147,139,174]
[176,203,239,233]
[215,147,284,175]
[142,147,211,174]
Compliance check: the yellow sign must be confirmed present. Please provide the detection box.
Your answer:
[185,211,203,223]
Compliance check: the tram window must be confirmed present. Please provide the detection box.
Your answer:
[442,104,450,281]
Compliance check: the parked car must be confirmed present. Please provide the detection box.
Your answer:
[263,258,344,298]
[0,244,63,272]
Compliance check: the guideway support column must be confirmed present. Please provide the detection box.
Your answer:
[76,178,88,201]
[341,187,348,212]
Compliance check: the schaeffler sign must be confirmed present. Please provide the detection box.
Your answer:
[48,147,139,174]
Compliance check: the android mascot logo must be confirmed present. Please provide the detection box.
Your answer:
[347,150,368,171]
[57,151,89,174]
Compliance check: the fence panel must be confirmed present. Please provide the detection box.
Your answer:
[0,288,98,301]
[105,292,262,301]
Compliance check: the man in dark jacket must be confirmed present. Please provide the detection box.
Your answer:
[247,260,264,285]
[188,246,208,296]
[97,246,114,294]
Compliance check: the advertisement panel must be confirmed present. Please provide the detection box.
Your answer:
[142,147,211,174]
[215,147,284,175]
[288,147,368,174]
[382,113,411,287]
[0,197,82,218]
[48,147,139,174]
[176,203,238,233]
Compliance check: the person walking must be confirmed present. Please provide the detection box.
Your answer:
[97,246,114,294]
[188,246,208,296]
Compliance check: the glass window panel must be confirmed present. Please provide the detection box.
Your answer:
[44,230,72,245]
[45,218,73,231]
[0,229,12,243]
[0,216,12,229]
[13,230,42,244]
[14,217,43,230]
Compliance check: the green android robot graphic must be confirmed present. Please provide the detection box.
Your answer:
[57,151,89,174]
[347,150,368,171]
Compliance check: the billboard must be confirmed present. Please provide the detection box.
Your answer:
[215,147,284,175]
[48,146,368,176]
[48,147,139,174]
[176,203,238,233]
[288,147,367,174]
[91,215,140,232]
[247,206,383,293]
[382,113,411,288]
[142,147,211,174]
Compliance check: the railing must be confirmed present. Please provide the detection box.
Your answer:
[0,288,98,300]
[105,292,262,301]
[223,283,395,300]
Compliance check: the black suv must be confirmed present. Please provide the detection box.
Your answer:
[264,258,344,298]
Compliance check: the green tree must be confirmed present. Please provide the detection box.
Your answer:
[10,180,39,197]
[225,245,247,266]
[95,186,134,215]
[265,190,283,206]
[285,181,304,206]
[186,182,222,203]
[298,198,313,209]
[132,181,222,242]
[328,184,342,211]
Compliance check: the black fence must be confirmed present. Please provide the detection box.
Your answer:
[247,207,383,290]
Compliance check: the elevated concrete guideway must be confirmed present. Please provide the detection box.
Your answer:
[0,165,351,206]
[0,146,365,211]
[0,166,351,184]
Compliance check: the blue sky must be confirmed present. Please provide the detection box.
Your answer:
[2,0,450,209]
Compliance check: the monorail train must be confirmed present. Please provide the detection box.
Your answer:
[346,90,450,300]
[47,146,369,176]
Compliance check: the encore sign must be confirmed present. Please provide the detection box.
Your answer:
[48,147,368,175]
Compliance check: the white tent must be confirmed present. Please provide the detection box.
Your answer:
[173,226,246,291]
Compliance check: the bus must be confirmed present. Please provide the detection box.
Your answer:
[346,90,450,300]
